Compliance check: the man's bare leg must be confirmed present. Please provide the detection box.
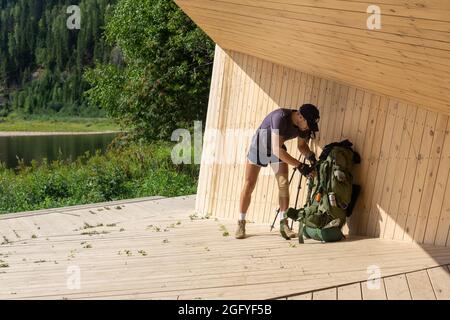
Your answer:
[236,161,261,239]
[239,161,261,215]
[271,162,296,239]
[272,162,289,211]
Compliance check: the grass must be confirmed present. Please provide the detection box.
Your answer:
[0,115,122,132]
[0,141,199,214]
[147,225,161,232]
[219,224,230,237]
[80,230,109,236]
[68,249,77,259]
[124,250,132,256]
[1,236,11,245]
[189,213,199,220]
[138,250,147,256]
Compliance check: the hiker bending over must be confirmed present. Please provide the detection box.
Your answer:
[235,104,320,239]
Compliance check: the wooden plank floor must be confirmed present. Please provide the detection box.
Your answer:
[284,265,450,300]
[1,195,449,300]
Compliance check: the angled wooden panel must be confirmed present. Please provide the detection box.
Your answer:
[393,107,426,241]
[353,97,389,235]
[225,53,250,220]
[366,99,398,237]
[404,112,439,241]
[383,105,418,240]
[175,0,450,114]
[196,45,227,216]
[425,119,450,245]
[377,103,408,238]
[195,46,450,246]
[414,115,449,242]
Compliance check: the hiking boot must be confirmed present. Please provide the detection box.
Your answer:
[280,219,297,240]
[235,220,246,239]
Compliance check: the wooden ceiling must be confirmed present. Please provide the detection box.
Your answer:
[174,0,450,115]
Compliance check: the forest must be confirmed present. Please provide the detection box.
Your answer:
[0,0,214,139]
[0,0,215,213]
[0,0,116,118]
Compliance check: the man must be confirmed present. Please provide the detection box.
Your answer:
[235,103,320,239]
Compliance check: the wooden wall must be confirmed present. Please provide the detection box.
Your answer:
[196,45,450,247]
[175,0,450,116]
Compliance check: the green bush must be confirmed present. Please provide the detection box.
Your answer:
[84,0,214,142]
[0,141,199,214]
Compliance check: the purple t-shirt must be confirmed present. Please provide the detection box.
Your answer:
[259,108,300,139]
[253,109,310,151]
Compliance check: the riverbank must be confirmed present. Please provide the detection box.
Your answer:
[0,116,122,133]
[0,130,123,137]
[0,142,199,214]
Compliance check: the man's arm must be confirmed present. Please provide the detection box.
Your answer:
[297,137,312,156]
[271,132,302,167]
[298,137,317,168]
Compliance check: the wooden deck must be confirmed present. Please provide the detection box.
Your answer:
[0,195,449,300]
[283,265,450,300]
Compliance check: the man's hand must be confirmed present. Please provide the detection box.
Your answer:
[306,151,317,166]
[298,139,317,166]
[296,163,314,177]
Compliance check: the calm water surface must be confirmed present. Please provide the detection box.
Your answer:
[0,133,117,169]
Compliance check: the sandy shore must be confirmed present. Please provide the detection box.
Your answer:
[0,130,123,137]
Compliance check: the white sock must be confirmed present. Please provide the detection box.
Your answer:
[279,210,287,221]
[239,213,246,221]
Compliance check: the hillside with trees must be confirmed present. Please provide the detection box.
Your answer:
[0,0,115,118]
[0,0,214,140]
[0,0,214,213]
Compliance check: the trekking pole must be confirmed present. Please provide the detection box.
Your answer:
[270,155,305,232]
[290,166,304,230]
[293,168,304,209]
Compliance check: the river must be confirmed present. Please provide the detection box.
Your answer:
[0,132,118,169]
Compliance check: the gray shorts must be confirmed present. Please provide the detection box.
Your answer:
[246,133,287,167]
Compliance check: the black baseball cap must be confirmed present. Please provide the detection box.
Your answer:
[299,103,320,135]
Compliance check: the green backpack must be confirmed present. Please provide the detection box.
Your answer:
[287,140,361,243]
